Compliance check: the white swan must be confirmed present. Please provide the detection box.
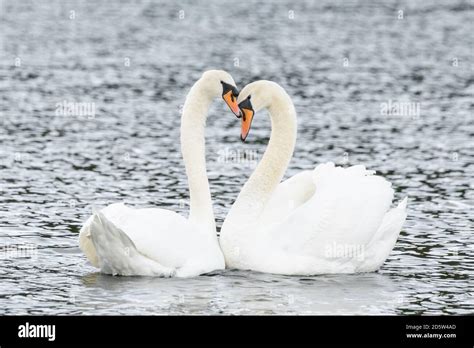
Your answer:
[220,80,408,275]
[79,70,241,277]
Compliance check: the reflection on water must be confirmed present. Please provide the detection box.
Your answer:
[75,271,404,315]
[0,0,473,314]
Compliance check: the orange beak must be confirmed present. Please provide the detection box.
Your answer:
[240,107,254,141]
[222,91,241,117]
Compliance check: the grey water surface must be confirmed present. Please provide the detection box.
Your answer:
[0,0,473,314]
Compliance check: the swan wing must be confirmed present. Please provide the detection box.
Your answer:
[261,163,402,270]
[258,170,316,227]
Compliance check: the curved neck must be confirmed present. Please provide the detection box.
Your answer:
[180,80,216,235]
[226,90,297,226]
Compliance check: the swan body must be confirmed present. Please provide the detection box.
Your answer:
[79,70,240,277]
[220,81,408,275]
[79,204,222,277]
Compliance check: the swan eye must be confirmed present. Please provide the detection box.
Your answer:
[238,96,253,111]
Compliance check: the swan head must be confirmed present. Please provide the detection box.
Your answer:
[199,70,241,117]
[237,80,280,141]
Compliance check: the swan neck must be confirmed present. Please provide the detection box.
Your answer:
[227,92,297,224]
[180,82,216,234]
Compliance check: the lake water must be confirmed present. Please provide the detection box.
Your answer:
[0,0,473,315]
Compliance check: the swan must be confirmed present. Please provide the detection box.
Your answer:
[220,80,408,275]
[79,70,241,277]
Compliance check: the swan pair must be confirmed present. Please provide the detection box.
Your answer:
[79,70,407,277]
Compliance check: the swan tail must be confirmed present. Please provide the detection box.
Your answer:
[359,197,408,272]
[79,215,100,268]
[89,212,175,277]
